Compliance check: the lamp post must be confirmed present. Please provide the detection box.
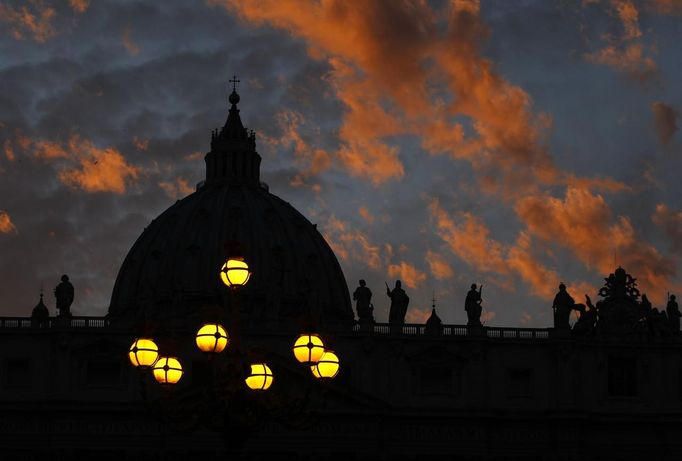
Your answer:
[126,252,341,452]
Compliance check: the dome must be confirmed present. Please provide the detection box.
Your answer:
[109,86,353,329]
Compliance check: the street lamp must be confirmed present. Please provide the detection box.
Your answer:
[245,363,274,390]
[128,338,160,368]
[311,350,340,379]
[219,256,251,288]
[153,356,184,385]
[292,333,325,364]
[196,323,229,354]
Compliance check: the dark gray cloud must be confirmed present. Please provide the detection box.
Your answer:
[0,0,680,329]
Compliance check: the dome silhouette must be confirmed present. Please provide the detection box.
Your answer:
[109,85,353,328]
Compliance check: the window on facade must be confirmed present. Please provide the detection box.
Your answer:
[4,358,32,388]
[86,360,121,388]
[507,368,533,398]
[419,366,454,395]
[607,356,637,398]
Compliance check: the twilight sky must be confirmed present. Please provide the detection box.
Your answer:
[0,0,681,327]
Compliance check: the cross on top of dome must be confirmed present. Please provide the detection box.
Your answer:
[229,75,240,106]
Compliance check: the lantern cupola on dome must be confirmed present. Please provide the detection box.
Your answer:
[205,75,261,186]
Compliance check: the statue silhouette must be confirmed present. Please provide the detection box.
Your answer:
[54,274,74,318]
[386,280,409,325]
[552,283,583,330]
[573,294,597,335]
[353,279,374,323]
[464,283,483,326]
[667,294,680,332]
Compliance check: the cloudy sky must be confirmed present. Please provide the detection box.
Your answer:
[0,0,680,327]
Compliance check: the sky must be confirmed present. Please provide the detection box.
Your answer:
[0,0,681,327]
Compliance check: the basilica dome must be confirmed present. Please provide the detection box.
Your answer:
[108,88,353,328]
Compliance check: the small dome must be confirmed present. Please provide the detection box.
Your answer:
[109,85,353,329]
[31,293,49,319]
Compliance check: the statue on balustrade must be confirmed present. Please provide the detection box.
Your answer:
[54,274,74,318]
[573,294,597,335]
[578,267,677,338]
[464,284,483,326]
[593,267,646,335]
[552,283,584,330]
[386,280,409,325]
[667,295,680,333]
[353,279,374,324]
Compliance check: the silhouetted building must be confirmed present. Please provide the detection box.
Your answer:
[2,87,682,461]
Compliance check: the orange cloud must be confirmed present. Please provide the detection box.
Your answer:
[584,0,658,81]
[425,250,454,280]
[516,187,675,301]
[0,0,55,42]
[322,215,382,270]
[20,135,140,193]
[266,110,332,189]
[481,311,496,324]
[159,178,194,199]
[506,232,560,300]
[68,0,89,14]
[648,0,682,14]
[430,198,614,302]
[358,206,375,225]
[0,210,17,234]
[133,137,149,151]
[3,140,15,161]
[33,139,69,159]
[58,146,140,194]
[651,102,679,145]
[122,25,140,56]
[387,260,427,289]
[219,0,671,303]
[405,308,431,324]
[217,0,561,190]
[429,198,507,274]
[653,204,682,254]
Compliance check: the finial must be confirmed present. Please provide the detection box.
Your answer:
[229,75,241,106]
[432,290,436,310]
[230,74,240,91]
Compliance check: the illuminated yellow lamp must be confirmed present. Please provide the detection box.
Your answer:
[292,333,325,364]
[219,256,251,288]
[245,363,274,391]
[311,350,340,379]
[153,357,184,385]
[195,323,229,353]
[128,338,159,368]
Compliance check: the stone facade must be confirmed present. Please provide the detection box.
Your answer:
[1,318,681,460]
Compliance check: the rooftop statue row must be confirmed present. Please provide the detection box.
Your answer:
[352,267,680,338]
[352,279,487,328]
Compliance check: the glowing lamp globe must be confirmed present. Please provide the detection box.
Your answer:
[292,334,325,364]
[153,357,184,385]
[219,257,251,288]
[128,338,159,368]
[245,363,274,390]
[195,323,229,353]
[311,351,340,379]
